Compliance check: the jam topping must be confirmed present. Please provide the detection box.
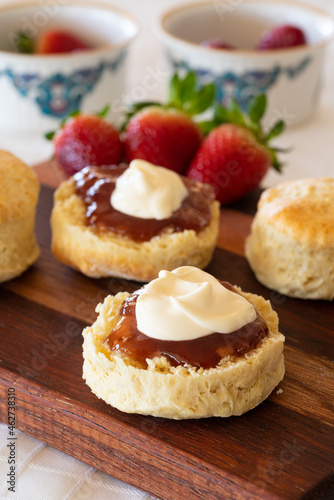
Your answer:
[104,282,269,370]
[74,164,215,242]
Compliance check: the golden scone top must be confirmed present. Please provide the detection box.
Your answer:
[0,150,39,223]
[257,177,334,247]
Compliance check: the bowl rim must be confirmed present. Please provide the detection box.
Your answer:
[156,0,334,57]
[0,0,140,59]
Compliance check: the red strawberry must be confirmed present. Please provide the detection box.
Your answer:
[124,107,202,174]
[187,95,285,204]
[201,38,235,49]
[187,124,270,204]
[49,111,122,176]
[257,25,306,50]
[36,30,91,54]
[123,72,215,174]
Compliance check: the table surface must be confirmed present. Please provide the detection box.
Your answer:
[0,1,334,499]
[1,179,333,500]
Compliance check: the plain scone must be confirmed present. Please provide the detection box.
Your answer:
[51,176,220,282]
[245,177,334,300]
[82,289,285,419]
[0,150,40,283]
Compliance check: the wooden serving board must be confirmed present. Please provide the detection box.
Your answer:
[0,164,333,500]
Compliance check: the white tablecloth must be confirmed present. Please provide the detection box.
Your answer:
[1,0,334,499]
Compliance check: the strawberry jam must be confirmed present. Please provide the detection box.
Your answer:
[74,165,215,242]
[104,282,268,369]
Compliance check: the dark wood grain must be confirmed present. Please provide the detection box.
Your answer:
[0,179,334,500]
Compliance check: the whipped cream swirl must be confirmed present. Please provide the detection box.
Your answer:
[110,159,188,220]
[136,266,257,341]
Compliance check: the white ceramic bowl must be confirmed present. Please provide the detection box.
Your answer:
[156,0,334,127]
[0,1,139,133]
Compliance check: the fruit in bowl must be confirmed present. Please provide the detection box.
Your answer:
[201,24,307,51]
[200,38,235,50]
[0,1,139,133]
[256,24,307,50]
[16,29,92,54]
[156,1,334,126]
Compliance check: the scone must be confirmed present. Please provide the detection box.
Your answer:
[83,266,285,419]
[51,160,220,282]
[0,150,40,283]
[245,177,334,300]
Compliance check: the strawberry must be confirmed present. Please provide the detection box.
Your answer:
[257,25,306,50]
[46,108,122,176]
[36,29,91,54]
[186,95,285,204]
[14,29,91,54]
[124,107,202,174]
[123,72,215,174]
[201,38,235,50]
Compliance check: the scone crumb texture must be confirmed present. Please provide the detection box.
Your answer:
[82,287,285,419]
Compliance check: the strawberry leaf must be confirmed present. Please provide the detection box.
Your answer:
[96,105,110,119]
[229,99,246,127]
[184,83,215,116]
[208,94,287,173]
[45,130,55,141]
[59,110,80,128]
[168,73,182,109]
[168,72,215,117]
[179,71,197,103]
[248,94,267,126]
[197,119,217,135]
[213,100,245,127]
[45,110,79,140]
[120,101,161,131]
[214,104,231,123]
[15,32,34,53]
[121,71,215,130]
[271,146,292,153]
[264,119,285,142]
[268,147,283,172]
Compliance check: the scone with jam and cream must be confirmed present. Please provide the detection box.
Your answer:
[51,160,220,281]
[82,266,285,419]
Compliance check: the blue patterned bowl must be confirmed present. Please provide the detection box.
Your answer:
[0,2,139,133]
[155,0,334,127]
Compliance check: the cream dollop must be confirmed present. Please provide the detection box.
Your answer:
[136,266,257,341]
[110,159,188,220]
